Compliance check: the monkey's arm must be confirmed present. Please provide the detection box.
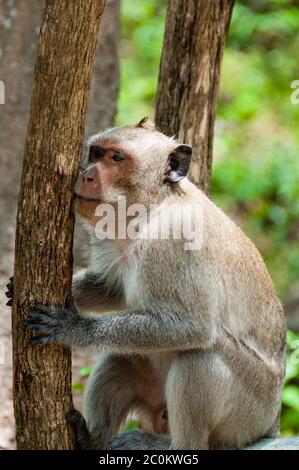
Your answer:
[72,270,125,313]
[25,304,214,353]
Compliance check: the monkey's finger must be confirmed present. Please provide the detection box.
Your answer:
[6,299,12,307]
[25,312,60,326]
[6,278,13,288]
[27,308,57,320]
[24,320,58,333]
[25,312,61,327]
[28,335,52,346]
[26,310,50,322]
[5,290,13,298]
[35,304,63,318]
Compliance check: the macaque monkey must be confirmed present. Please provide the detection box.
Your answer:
[13,118,285,449]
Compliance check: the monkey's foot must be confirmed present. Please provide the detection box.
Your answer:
[67,409,110,450]
[5,276,13,306]
[112,430,171,451]
[67,409,93,450]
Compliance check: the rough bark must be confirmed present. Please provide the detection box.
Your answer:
[0,2,41,448]
[155,0,235,193]
[12,0,105,450]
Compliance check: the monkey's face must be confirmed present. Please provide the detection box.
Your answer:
[74,141,136,224]
[74,119,192,225]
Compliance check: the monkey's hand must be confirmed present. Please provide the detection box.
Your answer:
[24,303,84,346]
[5,276,13,307]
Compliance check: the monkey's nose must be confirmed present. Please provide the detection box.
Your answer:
[82,165,98,183]
[81,174,94,185]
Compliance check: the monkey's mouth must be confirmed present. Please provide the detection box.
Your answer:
[74,191,101,202]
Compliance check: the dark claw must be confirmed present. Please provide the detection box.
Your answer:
[5,276,14,303]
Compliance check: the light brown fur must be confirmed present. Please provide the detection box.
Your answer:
[40,120,286,449]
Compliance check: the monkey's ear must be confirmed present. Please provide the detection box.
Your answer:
[164,144,192,182]
[137,117,156,131]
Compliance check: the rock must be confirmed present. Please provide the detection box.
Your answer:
[246,437,299,450]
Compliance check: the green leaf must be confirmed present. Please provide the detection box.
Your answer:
[79,366,93,378]
[124,420,139,431]
[72,383,85,392]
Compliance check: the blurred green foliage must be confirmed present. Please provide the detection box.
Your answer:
[79,366,93,378]
[116,0,299,436]
[214,0,299,298]
[282,331,299,434]
[117,0,168,123]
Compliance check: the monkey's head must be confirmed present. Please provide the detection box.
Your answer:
[74,118,192,224]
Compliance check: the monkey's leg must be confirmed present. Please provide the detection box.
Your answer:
[81,354,139,449]
[167,351,279,450]
[112,352,212,451]
[165,352,213,450]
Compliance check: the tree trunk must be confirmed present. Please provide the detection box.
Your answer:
[0,2,41,448]
[155,0,234,193]
[12,0,105,450]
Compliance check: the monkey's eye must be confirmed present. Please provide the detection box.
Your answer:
[112,152,125,162]
[89,144,104,162]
